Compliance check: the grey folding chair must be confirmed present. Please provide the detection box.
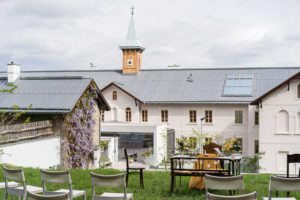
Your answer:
[2,166,43,200]
[90,172,133,200]
[205,174,244,200]
[40,169,86,200]
[0,181,19,189]
[207,192,257,200]
[27,191,69,200]
[263,176,300,200]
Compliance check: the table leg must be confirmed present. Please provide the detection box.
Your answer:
[170,175,174,194]
[140,169,144,188]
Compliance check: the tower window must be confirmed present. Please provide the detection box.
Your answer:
[189,110,197,123]
[127,59,133,66]
[161,110,168,122]
[125,108,131,122]
[112,91,117,100]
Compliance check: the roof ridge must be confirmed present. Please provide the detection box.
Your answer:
[139,66,300,71]
[20,76,89,80]
[1,66,300,73]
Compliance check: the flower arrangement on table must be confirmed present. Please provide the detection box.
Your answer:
[223,136,241,156]
[176,136,197,155]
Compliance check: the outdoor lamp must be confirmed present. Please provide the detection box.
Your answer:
[198,116,207,154]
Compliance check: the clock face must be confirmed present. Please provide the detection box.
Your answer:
[127,59,133,66]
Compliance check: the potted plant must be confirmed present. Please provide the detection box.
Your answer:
[128,157,134,164]
[142,148,153,164]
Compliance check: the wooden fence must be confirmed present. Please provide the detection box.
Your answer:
[0,120,54,144]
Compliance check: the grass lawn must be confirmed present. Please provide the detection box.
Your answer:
[0,167,297,200]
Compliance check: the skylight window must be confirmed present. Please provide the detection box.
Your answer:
[223,74,253,96]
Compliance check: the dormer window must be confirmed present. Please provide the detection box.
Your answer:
[112,91,117,100]
[297,84,300,98]
[127,59,133,66]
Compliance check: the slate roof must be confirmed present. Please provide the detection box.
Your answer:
[251,71,300,105]
[0,77,95,113]
[1,67,299,105]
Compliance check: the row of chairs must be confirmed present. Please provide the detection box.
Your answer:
[2,166,133,200]
[205,174,300,200]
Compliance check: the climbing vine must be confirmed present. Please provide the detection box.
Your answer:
[61,84,97,169]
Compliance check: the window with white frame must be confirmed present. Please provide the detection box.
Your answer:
[161,110,168,122]
[254,140,259,154]
[277,151,289,171]
[254,111,259,125]
[189,110,197,123]
[277,110,289,133]
[142,110,148,122]
[235,110,243,124]
[205,110,213,123]
[125,108,131,122]
[112,91,117,100]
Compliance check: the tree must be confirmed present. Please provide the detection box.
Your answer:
[0,83,31,126]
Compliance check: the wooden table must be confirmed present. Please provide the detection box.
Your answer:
[170,155,241,193]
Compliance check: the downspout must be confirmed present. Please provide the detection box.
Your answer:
[59,115,64,168]
[98,114,102,168]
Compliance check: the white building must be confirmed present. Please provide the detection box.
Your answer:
[1,9,300,172]
[251,72,300,173]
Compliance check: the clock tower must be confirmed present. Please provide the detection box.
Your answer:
[120,6,145,74]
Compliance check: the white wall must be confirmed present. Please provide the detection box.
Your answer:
[247,105,259,155]
[154,125,167,166]
[101,86,259,155]
[141,104,250,154]
[102,85,139,122]
[259,78,300,173]
[0,137,60,168]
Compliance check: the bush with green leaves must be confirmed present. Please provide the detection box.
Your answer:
[241,152,264,173]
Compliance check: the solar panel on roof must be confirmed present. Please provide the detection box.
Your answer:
[223,74,253,96]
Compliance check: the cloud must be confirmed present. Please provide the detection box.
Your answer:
[0,0,299,71]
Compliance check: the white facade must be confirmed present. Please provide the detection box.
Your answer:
[102,85,260,157]
[103,85,140,122]
[0,137,60,168]
[259,77,300,173]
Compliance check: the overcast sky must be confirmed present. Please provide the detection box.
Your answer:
[0,0,300,71]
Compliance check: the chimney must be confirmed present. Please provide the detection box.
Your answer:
[7,61,20,83]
